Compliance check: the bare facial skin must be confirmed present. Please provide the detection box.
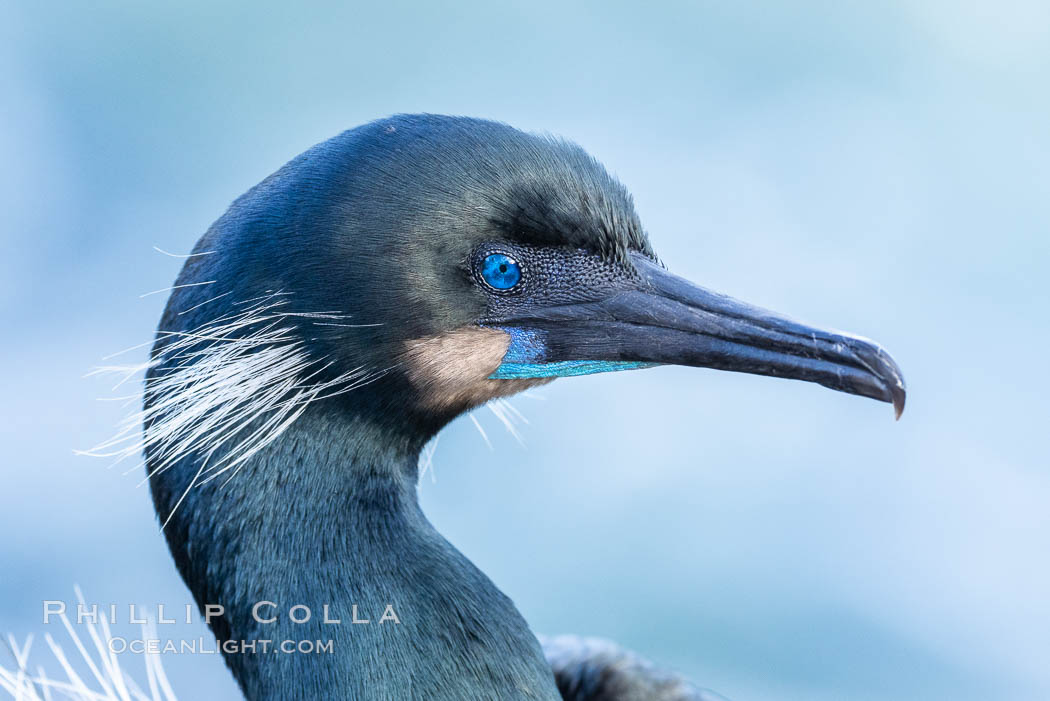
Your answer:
[400,327,550,413]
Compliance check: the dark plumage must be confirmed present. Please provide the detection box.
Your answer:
[144,114,904,700]
[543,636,730,701]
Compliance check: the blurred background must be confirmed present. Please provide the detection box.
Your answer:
[2,1,1048,699]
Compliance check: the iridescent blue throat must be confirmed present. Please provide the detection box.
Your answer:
[487,327,659,380]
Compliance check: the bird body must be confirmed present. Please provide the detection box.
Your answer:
[130,114,905,700]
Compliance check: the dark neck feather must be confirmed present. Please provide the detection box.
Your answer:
[150,407,559,700]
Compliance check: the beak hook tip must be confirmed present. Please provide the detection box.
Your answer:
[892,386,906,421]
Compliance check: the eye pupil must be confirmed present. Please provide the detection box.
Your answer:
[481,253,521,290]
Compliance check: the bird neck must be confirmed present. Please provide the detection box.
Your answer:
[152,406,560,701]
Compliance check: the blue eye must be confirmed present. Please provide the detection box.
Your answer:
[480,253,521,290]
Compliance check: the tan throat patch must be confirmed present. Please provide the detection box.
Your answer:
[400,327,551,413]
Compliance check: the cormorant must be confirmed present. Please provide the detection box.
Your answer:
[138,114,904,700]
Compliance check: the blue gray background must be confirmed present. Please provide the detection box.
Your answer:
[2,2,1048,699]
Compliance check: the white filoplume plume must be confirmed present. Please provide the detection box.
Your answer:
[78,292,390,527]
[0,589,177,701]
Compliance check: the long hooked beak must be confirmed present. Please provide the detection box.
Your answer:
[490,253,906,419]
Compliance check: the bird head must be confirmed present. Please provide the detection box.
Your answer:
[149,115,904,473]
